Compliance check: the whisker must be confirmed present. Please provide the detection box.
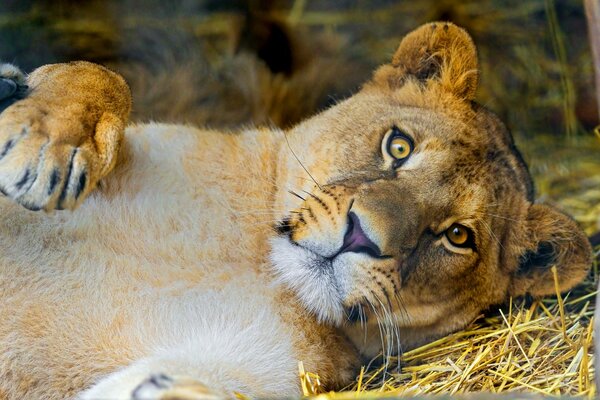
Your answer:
[394,291,411,325]
[373,292,398,377]
[301,190,321,202]
[282,131,322,190]
[367,289,391,382]
[481,218,505,251]
[288,190,305,201]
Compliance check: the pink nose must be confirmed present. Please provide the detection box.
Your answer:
[336,212,385,258]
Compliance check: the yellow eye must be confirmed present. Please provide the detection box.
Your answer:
[385,128,413,162]
[445,224,471,247]
[389,137,411,159]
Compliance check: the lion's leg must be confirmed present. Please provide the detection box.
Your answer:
[79,355,253,400]
[0,61,131,211]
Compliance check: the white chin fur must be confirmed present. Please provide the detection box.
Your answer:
[269,236,347,324]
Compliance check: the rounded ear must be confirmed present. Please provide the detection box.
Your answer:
[509,204,592,297]
[373,22,479,100]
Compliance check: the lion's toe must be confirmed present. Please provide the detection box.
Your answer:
[0,112,97,211]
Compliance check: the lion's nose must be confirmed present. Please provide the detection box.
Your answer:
[335,212,386,259]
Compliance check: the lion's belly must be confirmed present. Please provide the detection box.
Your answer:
[0,123,270,296]
[0,123,291,398]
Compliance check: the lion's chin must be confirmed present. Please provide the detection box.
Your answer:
[269,236,354,325]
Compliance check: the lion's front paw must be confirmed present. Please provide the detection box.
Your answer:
[0,61,129,211]
[0,101,124,211]
[0,105,93,210]
[132,374,222,400]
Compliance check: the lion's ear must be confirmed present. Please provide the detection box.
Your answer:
[509,204,592,297]
[373,22,479,100]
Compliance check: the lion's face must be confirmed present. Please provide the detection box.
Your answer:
[269,23,591,356]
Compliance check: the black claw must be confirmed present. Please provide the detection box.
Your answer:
[48,168,60,195]
[14,168,30,190]
[0,127,28,160]
[0,139,14,159]
[57,148,77,209]
[75,171,86,199]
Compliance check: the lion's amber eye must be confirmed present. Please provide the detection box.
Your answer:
[389,137,411,159]
[385,127,413,163]
[445,224,471,247]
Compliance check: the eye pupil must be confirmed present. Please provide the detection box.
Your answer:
[446,224,471,247]
[385,128,413,162]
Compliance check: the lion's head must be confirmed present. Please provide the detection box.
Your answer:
[269,22,592,357]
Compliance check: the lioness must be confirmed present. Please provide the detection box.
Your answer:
[0,23,592,399]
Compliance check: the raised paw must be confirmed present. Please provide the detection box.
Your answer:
[132,374,222,400]
[0,102,115,210]
[0,61,130,211]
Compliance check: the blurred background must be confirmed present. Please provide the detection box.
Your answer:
[0,0,599,234]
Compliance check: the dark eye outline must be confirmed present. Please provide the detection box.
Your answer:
[444,223,477,250]
[385,126,414,168]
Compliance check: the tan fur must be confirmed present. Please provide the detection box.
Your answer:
[0,23,592,399]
